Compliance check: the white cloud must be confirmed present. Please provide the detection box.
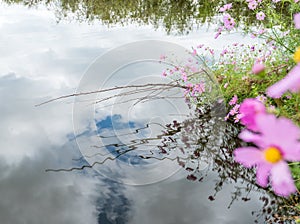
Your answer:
[0,151,98,224]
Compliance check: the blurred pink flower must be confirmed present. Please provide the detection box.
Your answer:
[294,13,300,29]
[191,49,197,56]
[256,95,267,103]
[229,104,240,115]
[160,54,166,60]
[223,14,235,30]
[234,114,243,123]
[219,3,232,12]
[234,114,300,197]
[220,49,228,56]
[181,73,187,82]
[239,98,266,131]
[248,1,258,10]
[252,62,265,74]
[224,83,228,88]
[266,64,300,98]
[256,11,265,21]
[258,29,266,35]
[193,82,205,94]
[214,31,221,39]
[272,0,281,2]
[229,95,238,105]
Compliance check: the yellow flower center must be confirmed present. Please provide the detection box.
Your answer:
[264,147,282,163]
[293,47,300,63]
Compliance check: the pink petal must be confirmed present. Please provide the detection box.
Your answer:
[255,114,300,150]
[294,13,300,29]
[256,163,272,187]
[239,98,266,131]
[234,147,263,168]
[252,62,265,74]
[266,64,300,98]
[270,161,297,197]
[238,129,264,147]
[281,141,300,161]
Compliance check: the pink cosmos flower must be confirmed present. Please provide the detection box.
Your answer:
[220,49,228,56]
[223,14,235,30]
[252,62,265,74]
[234,114,244,123]
[256,11,266,21]
[248,1,258,10]
[229,95,238,105]
[234,114,300,197]
[256,95,267,103]
[239,98,266,131]
[193,82,205,94]
[219,3,232,12]
[229,104,240,115]
[266,64,300,98]
[295,0,299,3]
[214,31,221,39]
[182,73,188,82]
[224,114,230,121]
[294,13,300,29]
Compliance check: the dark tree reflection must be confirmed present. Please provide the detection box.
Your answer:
[157,102,300,223]
[3,0,296,34]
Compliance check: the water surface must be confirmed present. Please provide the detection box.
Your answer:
[0,2,268,224]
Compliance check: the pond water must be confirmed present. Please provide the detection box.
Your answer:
[0,1,275,224]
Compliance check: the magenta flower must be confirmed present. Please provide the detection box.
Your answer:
[256,11,266,21]
[252,62,265,74]
[234,114,300,197]
[266,64,300,98]
[239,98,266,131]
[294,13,300,29]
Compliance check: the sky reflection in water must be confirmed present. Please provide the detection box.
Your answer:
[0,3,265,224]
